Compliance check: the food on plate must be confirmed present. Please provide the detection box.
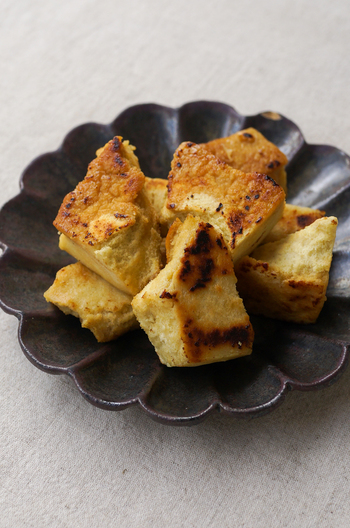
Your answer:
[235,216,338,323]
[46,126,338,362]
[132,215,254,366]
[263,204,325,244]
[159,141,286,263]
[144,177,168,218]
[44,262,138,342]
[53,137,163,296]
[203,127,288,191]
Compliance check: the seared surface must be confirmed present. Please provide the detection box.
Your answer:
[160,141,285,263]
[203,127,288,191]
[132,215,254,367]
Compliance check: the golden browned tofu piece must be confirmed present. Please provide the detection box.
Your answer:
[54,137,162,296]
[44,262,138,342]
[203,128,288,191]
[235,217,338,324]
[263,203,325,244]
[132,216,254,367]
[159,142,285,264]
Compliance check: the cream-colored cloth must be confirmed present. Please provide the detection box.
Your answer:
[1,1,350,526]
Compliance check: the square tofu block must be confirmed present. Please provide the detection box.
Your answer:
[160,141,285,263]
[235,216,338,323]
[44,262,138,342]
[132,215,254,367]
[263,203,325,244]
[203,127,288,191]
[54,137,162,296]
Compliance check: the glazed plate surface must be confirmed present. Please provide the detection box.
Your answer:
[0,101,349,425]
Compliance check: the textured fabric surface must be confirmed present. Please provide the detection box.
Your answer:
[1,1,350,526]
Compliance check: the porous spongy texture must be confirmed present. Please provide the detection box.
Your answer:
[262,203,325,244]
[235,216,338,323]
[132,215,254,367]
[144,177,168,218]
[53,136,162,295]
[159,141,285,264]
[44,262,138,342]
[203,127,288,192]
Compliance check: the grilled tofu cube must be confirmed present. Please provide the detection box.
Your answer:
[203,127,288,191]
[44,262,138,342]
[54,137,162,296]
[235,216,338,323]
[160,141,285,264]
[132,215,254,367]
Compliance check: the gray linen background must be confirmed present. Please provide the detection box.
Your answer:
[1,1,350,526]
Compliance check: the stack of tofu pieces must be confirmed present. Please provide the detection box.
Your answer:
[45,128,338,367]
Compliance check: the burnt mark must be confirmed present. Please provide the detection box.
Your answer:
[229,213,244,247]
[186,142,194,147]
[177,162,182,168]
[115,213,128,219]
[189,258,214,291]
[185,225,212,255]
[243,132,253,139]
[216,203,223,212]
[267,160,281,169]
[255,216,262,223]
[297,214,314,229]
[112,137,121,151]
[179,259,191,280]
[265,174,278,186]
[184,324,252,361]
[254,194,260,199]
[114,154,124,167]
[159,290,176,299]
[216,237,222,248]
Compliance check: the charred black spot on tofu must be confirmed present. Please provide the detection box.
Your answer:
[159,290,176,299]
[112,137,121,151]
[184,325,253,361]
[297,214,314,228]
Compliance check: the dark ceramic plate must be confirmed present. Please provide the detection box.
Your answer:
[0,101,350,425]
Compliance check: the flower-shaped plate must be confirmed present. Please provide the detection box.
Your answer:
[0,101,350,425]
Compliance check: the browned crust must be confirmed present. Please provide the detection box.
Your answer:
[202,128,288,189]
[166,142,285,250]
[53,136,145,246]
[173,221,254,362]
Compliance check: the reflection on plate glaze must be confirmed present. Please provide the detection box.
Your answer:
[0,101,350,425]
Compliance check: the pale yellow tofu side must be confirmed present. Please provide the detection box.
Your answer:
[44,262,138,342]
